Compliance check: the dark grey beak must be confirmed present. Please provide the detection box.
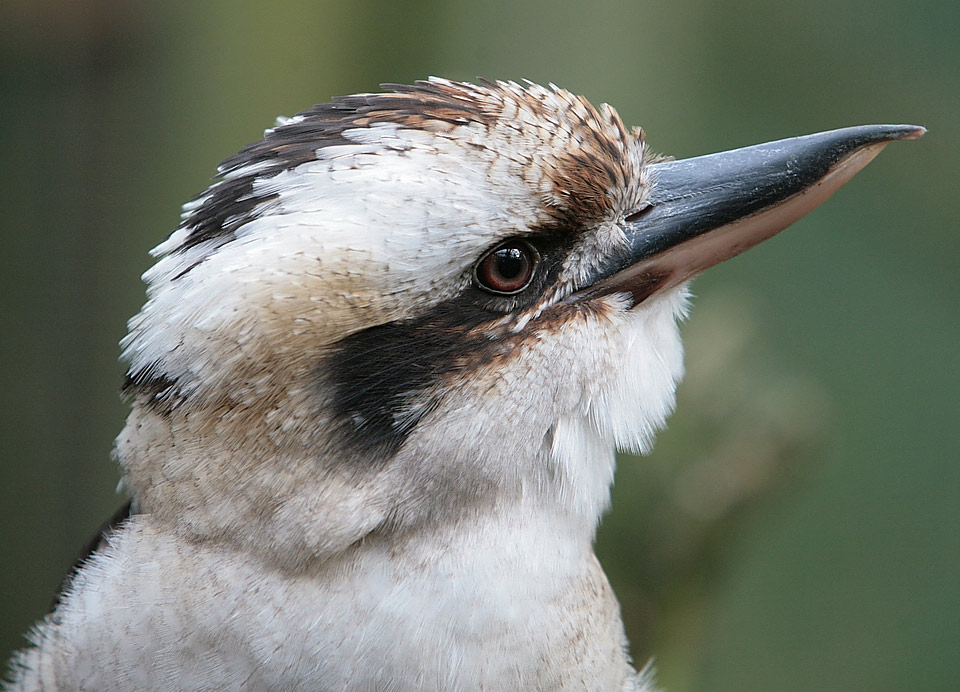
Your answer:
[589,124,925,304]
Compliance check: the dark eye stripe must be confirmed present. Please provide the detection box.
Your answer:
[323,298,497,461]
[322,230,575,462]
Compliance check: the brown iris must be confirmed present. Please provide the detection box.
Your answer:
[474,240,539,295]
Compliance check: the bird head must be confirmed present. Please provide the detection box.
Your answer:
[116,79,922,565]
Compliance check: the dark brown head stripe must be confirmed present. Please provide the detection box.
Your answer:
[174,80,643,257]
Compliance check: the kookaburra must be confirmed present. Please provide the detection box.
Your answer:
[5,79,922,691]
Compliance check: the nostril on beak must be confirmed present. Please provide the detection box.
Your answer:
[624,205,653,225]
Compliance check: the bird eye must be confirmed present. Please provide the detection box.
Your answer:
[474,240,539,295]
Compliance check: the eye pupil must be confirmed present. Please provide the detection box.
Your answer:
[493,248,524,279]
[475,241,539,295]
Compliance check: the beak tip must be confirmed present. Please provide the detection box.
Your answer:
[871,124,926,142]
[823,123,926,158]
[899,124,927,141]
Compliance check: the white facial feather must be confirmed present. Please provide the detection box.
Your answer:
[126,127,546,397]
[116,80,675,554]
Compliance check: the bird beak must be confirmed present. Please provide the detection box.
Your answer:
[587,124,925,304]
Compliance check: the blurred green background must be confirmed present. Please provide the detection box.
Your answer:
[1,1,957,690]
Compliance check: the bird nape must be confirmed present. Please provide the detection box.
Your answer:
[4,79,923,692]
